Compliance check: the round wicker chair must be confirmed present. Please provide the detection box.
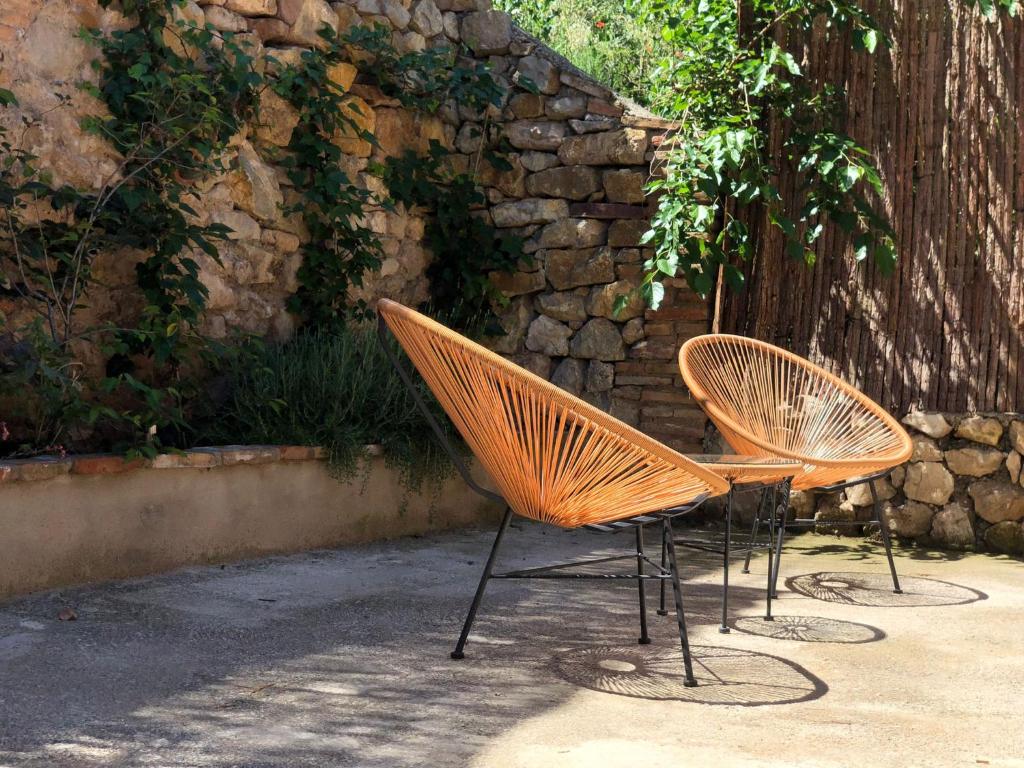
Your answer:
[679,334,913,601]
[378,299,729,684]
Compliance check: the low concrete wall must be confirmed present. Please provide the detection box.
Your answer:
[0,447,500,600]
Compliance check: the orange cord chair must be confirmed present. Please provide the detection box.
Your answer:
[679,334,913,615]
[377,299,729,686]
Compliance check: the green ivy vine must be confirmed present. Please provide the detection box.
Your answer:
[1,2,520,458]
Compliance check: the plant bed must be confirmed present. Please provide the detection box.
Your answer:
[0,446,500,600]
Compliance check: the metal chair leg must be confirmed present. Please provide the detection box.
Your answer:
[451,506,513,659]
[871,480,903,594]
[770,480,791,599]
[663,517,698,687]
[657,524,668,616]
[742,486,768,574]
[719,484,734,633]
[764,488,778,621]
[636,525,651,644]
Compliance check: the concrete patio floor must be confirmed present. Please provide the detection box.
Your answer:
[1,522,1022,767]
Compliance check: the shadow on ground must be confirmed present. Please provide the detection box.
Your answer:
[0,523,996,767]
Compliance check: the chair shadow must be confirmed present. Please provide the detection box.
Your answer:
[729,615,886,644]
[550,644,827,707]
[785,571,988,607]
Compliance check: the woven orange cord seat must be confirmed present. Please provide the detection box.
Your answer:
[379,299,729,527]
[679,335,912,491]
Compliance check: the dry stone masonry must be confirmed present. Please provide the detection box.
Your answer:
[795,412,1024,555]
[1,0,708,453]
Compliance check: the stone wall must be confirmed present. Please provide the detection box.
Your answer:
[0,0,708,454]
[795,411,1024,556]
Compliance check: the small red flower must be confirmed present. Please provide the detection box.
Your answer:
[595,20,606,28]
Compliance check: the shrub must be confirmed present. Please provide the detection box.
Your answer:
[194,325,460,494]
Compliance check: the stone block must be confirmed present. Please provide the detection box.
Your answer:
[545,247,614,290]
[461,10,511,55]
[930,502,975,550]
[883,500,934,538]
[505,120,566,151]
[955,415,1003,446]
[515,55,560,94]
[535,292,587,323]
[984,521,1024,554]
[586,280,644,321]
[903,461,954,505]
[525,166,601,200]
[603,169,646,204]
[902,411,952,439]
[491,198,569,227]
[911,435,942,462]
[557,128,648,165]
[944,447,1005,477]
[551,358,585,395]
[525,315,571,356]
[969,480,1024,523]
[570,318,625,361]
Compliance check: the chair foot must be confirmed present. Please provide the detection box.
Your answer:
[718,626,730,634]
[450,651,465,660]
[684,679,698,688]
[893,588,903,594]
[763,615,774,622]
[638,637,652,645]
[740,569,750,574]
[656,609,669,616]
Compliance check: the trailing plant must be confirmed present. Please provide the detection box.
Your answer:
[382,140,525,333]
[271,28,384,327]
[1,2,263,455]
[195,325,459,494]
[275,24,516,330]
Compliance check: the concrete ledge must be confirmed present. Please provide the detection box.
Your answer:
[0,447,500,599]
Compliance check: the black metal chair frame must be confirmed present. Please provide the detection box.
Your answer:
[742,470,903,620]
[657,478,792,634]
[378,316,710,687]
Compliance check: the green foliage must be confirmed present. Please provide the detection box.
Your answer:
[196,325,458,493]
[494,0,670,107]
[272,28,384,327]
[963,0,1019,18]
[630,0,897,304]
[275,24,516,330]
[382,140,524,333]
[632,0,1018,305]
[1,6,519,464]
[1,1,262,455]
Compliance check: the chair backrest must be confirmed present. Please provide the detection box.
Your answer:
[379,300,728,527]
[679,334,912,489]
